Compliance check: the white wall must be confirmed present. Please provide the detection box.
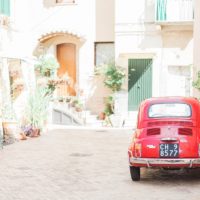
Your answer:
[115,0,193,101]
[9,0,115,113]
[193,0,200,97]
[11,0,96,97]
[95,0,115,41]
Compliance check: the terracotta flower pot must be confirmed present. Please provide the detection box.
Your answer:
[30,128,40,137]
[75,107,82,112]
[2,121,18,144]
[98,112,106,120]
[19,133,27,140]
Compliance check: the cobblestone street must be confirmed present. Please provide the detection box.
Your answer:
[0,128,200,200]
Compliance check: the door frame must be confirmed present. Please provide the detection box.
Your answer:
[116,53,157,112]
[36,34,83,95]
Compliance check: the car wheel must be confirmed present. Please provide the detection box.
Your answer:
[130,166,140,181]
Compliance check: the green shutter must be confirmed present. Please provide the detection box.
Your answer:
[128,59,152,111]
[4,0,10,16]
[0,0,3,14]
[0,0,10,16]
[156,0,167,21]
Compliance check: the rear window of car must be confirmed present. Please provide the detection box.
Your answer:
[148,103,191,118]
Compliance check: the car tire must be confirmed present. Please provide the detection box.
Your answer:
[130,166,140,181]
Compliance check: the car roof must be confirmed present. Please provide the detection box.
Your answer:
[141,96,199,105]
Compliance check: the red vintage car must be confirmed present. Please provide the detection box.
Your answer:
[128,97,200,181]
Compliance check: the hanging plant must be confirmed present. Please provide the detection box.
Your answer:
[35,55,59,77]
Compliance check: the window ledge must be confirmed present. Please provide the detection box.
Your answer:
[55,0,77,6]
[55,3,77,6]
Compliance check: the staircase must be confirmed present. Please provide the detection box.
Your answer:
[50,102,103,127]
[50,102,137,128]
[51,103,84,126]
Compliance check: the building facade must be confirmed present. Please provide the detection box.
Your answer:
[0,0,196,121]
[193,0,200,96]
[115,0,193,112]
[0,0,115,117]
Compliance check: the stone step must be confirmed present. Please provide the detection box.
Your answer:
[86,122,102,127]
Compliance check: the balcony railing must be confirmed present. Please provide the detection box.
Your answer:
[156,0,194,23]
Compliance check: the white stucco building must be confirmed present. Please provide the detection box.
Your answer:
[0,0,115,117]
[0,0,196,120]
[193,0,200,96]
[116,0,193,111]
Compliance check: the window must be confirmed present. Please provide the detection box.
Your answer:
[8,59,24,101]
[56,0,75,4]
[148,103,191,118]
[0,0,10,16]
[95,42,114,66]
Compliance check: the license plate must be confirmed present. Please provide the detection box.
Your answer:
[159,144,179,158]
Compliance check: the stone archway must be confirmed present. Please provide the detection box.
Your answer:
[35,30,85,96]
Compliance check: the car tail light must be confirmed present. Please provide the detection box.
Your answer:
[134,143,142,157]
[178,128,192,136]
[147,128,160,136]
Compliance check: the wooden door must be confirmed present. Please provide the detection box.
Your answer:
[57,43,76,96]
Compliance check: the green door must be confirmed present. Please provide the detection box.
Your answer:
[128,59,152,111]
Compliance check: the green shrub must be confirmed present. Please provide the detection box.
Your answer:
[193,71,200,91]
[25,87,51,129]
[96,62,126,92]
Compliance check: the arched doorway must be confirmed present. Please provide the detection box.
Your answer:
[57,43,76,96]
[35,31,85,97]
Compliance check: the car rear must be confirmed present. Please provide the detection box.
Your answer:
[128,98,200,181]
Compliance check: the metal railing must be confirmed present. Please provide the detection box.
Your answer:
[156,0,194,22]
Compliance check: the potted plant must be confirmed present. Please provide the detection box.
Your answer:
[2,103,18,144]
[95,61,126,127]
[193,71,200,91]
[95,62,126,93]
[25,87,51,137]
[58,96,64,103]
[75,101,83,112]
[65,96,71,103]
[97,112,106,120]
[70,98,79,107]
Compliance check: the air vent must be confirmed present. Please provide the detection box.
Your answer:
[148,121,193,127]
[178,128,192,136]
[147,128,160,136]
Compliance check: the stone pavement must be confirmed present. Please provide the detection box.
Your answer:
[0,128,200,200]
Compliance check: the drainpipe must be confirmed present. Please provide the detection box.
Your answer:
[21,58,36,94]
[0,58,3,147]
[1,58,11,107]
[193,0,200,97]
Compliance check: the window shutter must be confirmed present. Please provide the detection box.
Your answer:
[0,0,3,14]
[0,0,10,16]
[3,0,10,16]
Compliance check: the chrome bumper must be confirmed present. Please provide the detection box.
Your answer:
[129,157,200,168]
